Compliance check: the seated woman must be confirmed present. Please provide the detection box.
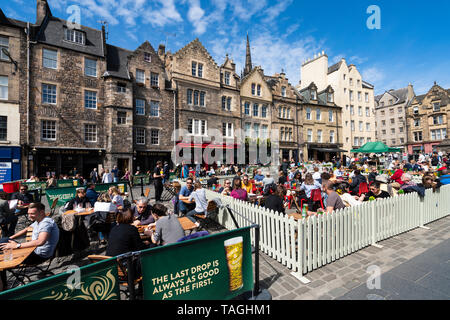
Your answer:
[106,208,149,257]
[290,171,302,188]
[108,186,124,211]
[230,177,248,201]
[264,185,286,214]
[64,188,91,211]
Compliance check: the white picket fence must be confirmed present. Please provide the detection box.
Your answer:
[195,185,450,279]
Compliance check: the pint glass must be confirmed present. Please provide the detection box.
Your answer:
[224,236,244,292]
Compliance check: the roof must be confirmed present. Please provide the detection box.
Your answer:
[362,80,374,89]
[414,94,426,104]
[104,44,131,80]
[327,61,342,74]
[35,16,105,57]
[387,87,409,104]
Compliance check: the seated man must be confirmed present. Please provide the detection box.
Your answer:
[132,198,154,226]
[145,203,184,246]
[11,184,34,216]
[0,202,60,290]
[0,191,17,237]
[363,182,390,200]
[178,178,195,214]
[207,174,219,188]
[253,169,265,186]
[323,181,346,214]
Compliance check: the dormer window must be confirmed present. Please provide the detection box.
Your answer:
[64,28,85,45]
[281,86,286,97]
[328,93,334,103]
[224,71,230,85]
[144,52,151,62]
[433,102,440,111]
[311,90,317,100]
[257,84,261,96]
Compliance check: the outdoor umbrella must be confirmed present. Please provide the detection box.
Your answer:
[350,141,402,154]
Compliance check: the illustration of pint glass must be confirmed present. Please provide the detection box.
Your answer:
[224,236,243,292]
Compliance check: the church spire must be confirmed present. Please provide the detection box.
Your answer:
[244,32,252,77]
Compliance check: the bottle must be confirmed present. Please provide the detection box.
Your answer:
[212,184,216,191]
[302,204,308,219]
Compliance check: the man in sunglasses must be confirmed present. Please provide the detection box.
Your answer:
[178,178,195,216]
[363,182,390,200]
[11,184,35,216]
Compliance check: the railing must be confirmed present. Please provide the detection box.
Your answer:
[199,185,450,278]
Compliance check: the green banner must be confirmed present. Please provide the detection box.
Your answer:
[45,182,128,207]
[56,179,83,188]
[141,227,253,300]
[133,175,150,184]
[22,181,47,193]
[0,258,120,300]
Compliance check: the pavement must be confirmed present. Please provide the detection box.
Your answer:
[6,185,450,300]
[256,215,450,300]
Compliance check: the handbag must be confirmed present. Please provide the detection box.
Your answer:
[61,212,77,232]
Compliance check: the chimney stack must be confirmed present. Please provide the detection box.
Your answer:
[158,44,166,56]
[36,0,49,25]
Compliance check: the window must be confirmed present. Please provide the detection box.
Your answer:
[64,28,85,44]
[349,90,354,101]
[389,108,394,114]
[136,69,145,84]
[286,107,290,119]
[201,120,207,135]
[390,118,395,125]
[84,124,97,142]
[358,92,362,102]
[366,123,370,131]
[351,120,355,131]
[413,131,423,142]
[381,120,386,126]
[431,129,446,141]
[84,58,97,77]
[413,106,419,115]
[317,129,322,142]
[329,130,335,143]
[253,124,260,138]
[360,137,364,146]
[381,129,386,135]
[306,108,311,120]
[197,63,203,78]
[365,92,369,103]
[0,76,7,100]
[194,90,199,106]
[280,128,285,141]
[188,119,193,134]
[251,83,256,95]
[359,121,363,132]
[365,107,370,117]
[222,123,233,137]
[136,128,145,145]
[245,123,251,137]
[84,90,97,109]
[0,36,9,61]
[389,99,393,105]
[343,74,346,80]
[192,62,197,77]
[135,99,145,115]
[357,80,361,87]
[257,84,261,96]
[433,102,440,111]
[189,119,207,136]
[42,83,57,104]
[281,86,286,97]
[187,89,193,105]
[381,110,385,116]
[0,116,6,141]
[150,73,159,87]
[307,129,313,142]
[144,52,151,62]
[43,49,57,69]
[117,111,126,124]
[350,105,354,115]
[391,128,395,134]
[288,128,293,141]
[226,97,231,111]
[244,102,250,115]
[358,106,362,116]
[151,129,159,145]
[433,115,443,125]
[261,125,268,139]
[253,103,258,117]
[224,72,230,85]
[222,96,226,110]
[311,90,317,100]
[283,107,286,119]
[150,101,159,117]
[391,139,396,145]
[349,78,353,86]
[261,105,267,118]
[200,91,206,107]
[400,138,404,143]
[41,120,56,141]
[398,107,402,113]
[354,137,359,146]
[328,93,333,103]
[381,102,385,107]
[399,127,404,133]
[117,82,126,93]
[316,108,321,121]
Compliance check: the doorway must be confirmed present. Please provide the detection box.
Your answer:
[118,158,129,178]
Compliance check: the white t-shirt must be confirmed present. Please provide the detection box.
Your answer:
[340,193,362,207]
[188,188,208,213]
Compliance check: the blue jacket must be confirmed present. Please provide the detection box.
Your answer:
[86,188,99,206]
[439,174,450,185]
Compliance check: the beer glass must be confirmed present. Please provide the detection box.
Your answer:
[224,236,244,292]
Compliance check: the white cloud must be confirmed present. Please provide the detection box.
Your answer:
[262,0,293,24]
[187,0,207,34]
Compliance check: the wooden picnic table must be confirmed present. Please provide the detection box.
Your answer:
[63,208,95,216]
[137,216,198,239]
[0,246,37,271]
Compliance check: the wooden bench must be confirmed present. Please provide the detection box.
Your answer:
[87,255,142,287]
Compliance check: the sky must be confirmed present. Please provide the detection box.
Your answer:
[3,0,450,95]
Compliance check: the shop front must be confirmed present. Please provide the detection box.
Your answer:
[134,151,172,174]
[306,143,346,162]
[0,147,21,183]
[33,148,105,179]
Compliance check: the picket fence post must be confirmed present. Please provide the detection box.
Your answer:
[371,200,383,248]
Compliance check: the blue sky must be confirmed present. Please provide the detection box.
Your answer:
[3,0,450,95]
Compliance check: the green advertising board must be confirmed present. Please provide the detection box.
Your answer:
[22,181,47,193]
[133,175,150,185]
[45,182,128,207]
[0,258,120,300]
[56,179,83,188]
[141,227,253,300]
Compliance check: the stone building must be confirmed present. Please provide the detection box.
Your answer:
[374,84,415,151]
[166,38,241,166]
[299,53,376,156]
[297,82,344,161]
[405,82,450,156]
[0,9,26,182]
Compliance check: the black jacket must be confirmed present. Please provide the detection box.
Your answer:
[350,174,367,194]
[106,224,148,257]
[264,195,285,214]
